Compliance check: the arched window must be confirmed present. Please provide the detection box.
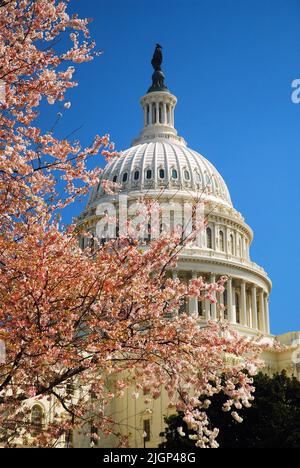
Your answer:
[229,234,234,255]
[184,170,190,180]
[133,170,140,181]
[206,227,212,249]
[146,169,152,180]
[171,168,178,179]
[159,168,165,179]
[194,171,201,184]
[235,292,240,324]
[31,405,44,432]
[122,172,128,183]
[219,230,225,252]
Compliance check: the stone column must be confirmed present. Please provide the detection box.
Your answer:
[251,285,258,329]
[227,278,233,323]
[189,272,198,316]
[259,289,265,333]
[144,106,147,126]
[264,294,270,334]
[149,102,153,125]
[171,106,174,126]
[232,283,236,324]
[240,281,247,326]
[210,274,217,320]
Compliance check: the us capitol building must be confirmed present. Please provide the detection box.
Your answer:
[32,47,300,448]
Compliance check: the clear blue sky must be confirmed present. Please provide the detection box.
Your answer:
[41,0,300,335]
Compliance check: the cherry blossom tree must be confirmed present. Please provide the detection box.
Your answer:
[0,0,269,448]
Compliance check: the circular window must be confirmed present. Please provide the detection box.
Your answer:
[134,170,140,181]
[146,169,152,179]
[172,169,178,179]
[122,173,128,183]
[184,170,190,180]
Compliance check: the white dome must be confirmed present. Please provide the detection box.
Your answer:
[93,140,232,207]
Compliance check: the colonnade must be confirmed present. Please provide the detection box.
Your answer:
[172,271,270,334]
[143,101,174,126]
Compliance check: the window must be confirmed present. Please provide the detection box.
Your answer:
[235,292,240,324]
[171,168,178,179]
[134,170,140,181]
[31,405,44,432]
[206,227,212,249]
[184,170,190,180]
[229,234,234,255]
[159,168,165,179]
[195,171,201,183]
[112,175,117,183]
[146,169,152,180]
[198,300,204,317]
[219,230,225,252]
[143,420,151,442]
[122,173,128,183]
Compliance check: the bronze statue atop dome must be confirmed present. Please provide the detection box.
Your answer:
[151,44,163,71]
[148,44,169,93]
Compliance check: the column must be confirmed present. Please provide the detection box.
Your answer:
[162,102,167,124]
[149,103,153,126]
[232,283,236,324]
[171,106,174,126]
[205,298,211,321]
[210,274,217,320]
[189,272,198,316]
[251,285,258,329]
[155,102,159,124]
[144,105,147,126]
[227,278,233,323]
[240,281,247,326]
[264,294,270,334]
[259,289,265,333]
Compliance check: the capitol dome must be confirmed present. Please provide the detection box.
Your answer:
[80,46,272,341]
[90,140,232,208]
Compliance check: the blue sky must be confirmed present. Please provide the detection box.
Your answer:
[41,0,300,335]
